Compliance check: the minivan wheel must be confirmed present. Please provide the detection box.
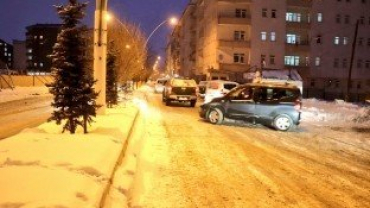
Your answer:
[273,114,293,131]
[190,100,196,107]
[165,99,171,106]
[208,108,223,125]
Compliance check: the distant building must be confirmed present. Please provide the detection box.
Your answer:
[0,39,13,69]
[168,0,370,101]
[12,40,27,74]
[26,24,62,73]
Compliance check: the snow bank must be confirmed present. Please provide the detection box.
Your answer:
[0,103,139,208]
[0,87,50,103]
[301,98,370,127]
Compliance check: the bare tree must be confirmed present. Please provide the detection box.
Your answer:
[108,19,148,83]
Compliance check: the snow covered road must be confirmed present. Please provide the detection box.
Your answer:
[0,96,52,139]
[125,91,370,208]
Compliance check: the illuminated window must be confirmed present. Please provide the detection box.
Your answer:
[343,37,348,45]
[315,57,321,66]
[284,56,300,66]
[261,31,267,41]
[334,37,340,45]
[270,32,276,42]
[317,13,323,22]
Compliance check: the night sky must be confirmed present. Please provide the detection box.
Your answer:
[0,0,188,58]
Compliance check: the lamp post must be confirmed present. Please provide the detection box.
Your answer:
[93,0,108,114]
[144,17,178,48]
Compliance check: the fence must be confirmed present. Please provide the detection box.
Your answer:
[0,75,53,89]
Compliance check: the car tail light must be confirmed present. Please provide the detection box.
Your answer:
[294,98,302,111]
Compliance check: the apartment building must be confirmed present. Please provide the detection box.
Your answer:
[12,40,27,74]
[0,39,13,69]
[167,0,370,101]
[26,24,62,74]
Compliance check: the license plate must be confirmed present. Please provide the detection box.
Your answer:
[179,97,188,100]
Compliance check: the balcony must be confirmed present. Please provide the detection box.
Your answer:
[287,0,312,7]
[286,21,311,30]
[219,63,248,72]
[219,39,251,49]
[285,41,310,52]
[218,15,251,25]
[218,0,251,3]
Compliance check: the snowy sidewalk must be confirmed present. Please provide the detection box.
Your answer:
[0,101,139,207]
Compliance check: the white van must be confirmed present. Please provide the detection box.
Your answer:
[204,80,239,103]
[154,78,169,93]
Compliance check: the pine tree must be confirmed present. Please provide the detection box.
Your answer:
[106,44,118,108]
[48,0,99,134]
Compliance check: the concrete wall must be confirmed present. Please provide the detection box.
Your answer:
[0,75,53,88]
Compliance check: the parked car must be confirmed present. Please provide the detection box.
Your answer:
[199,82,302,131]
[198,81,209,99]
[204,80,239,103]
[162,78,198,107]
[154,78,168,93]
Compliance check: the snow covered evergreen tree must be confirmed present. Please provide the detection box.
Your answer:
[106,44,118,108]
[48,0,99,134]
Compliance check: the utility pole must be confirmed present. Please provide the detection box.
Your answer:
[345,19,359,102]
[93,0,108,114]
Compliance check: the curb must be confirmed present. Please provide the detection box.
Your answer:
[98,107,140,208]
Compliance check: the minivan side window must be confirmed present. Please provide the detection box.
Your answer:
[224,84,238,90]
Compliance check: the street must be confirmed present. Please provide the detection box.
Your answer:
[125,90,370,208]
[0,96,52,139]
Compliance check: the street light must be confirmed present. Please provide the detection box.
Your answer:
[144,17,178,48]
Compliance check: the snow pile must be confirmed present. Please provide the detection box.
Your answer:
[301,98,370,126]
[0,87,50,103]
[0,103,139,208]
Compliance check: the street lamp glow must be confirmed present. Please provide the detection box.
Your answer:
[125,44,131,49]
[169,17,178,25]
[105,13,112,21]
[157,56,161,60]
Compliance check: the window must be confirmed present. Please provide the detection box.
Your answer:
[40,62,44,67]
[271,9,276,18]
[357,59,363,68]
[262,8,267,17]
[344,15,350,24]
[269,55,275,65]
[286,12,301,22]
[334,37,340,45]
[358,37,363,46]
[27,48,32,53]
[368,38,370,46]
[270,32,276,41]
[236,9,247,18]
[315,57,321,66]
[234,53,245,63]
[360,16,365,24]
[261,55,266,66]
[357,82,361,89]
[334,58,339,68]
[310,79,316,87]
[365,60,370,68]
[316,35,322,44]
[261,31,267,41]
[234,31,245,40]
[286,34,300,44]
[39,35,44,39]
[336,14,341,23]
[343,59,348,68]
[284,56,300,66]
[335,80,340,88]
[33,62,37,67]
[343,37,348,45]
[28,56,32,60]
[317,13,323,22]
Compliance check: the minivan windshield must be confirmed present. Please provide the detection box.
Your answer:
[172,79,197,87]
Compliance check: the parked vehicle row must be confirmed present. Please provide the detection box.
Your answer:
[152,78,302,131]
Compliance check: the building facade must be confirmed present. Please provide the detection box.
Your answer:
[167,0,370,101]
[26,24,62,74]
[12,40,27,73]
[0,39,13,69]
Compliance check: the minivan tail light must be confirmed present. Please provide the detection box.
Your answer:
[294,99,302,111]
